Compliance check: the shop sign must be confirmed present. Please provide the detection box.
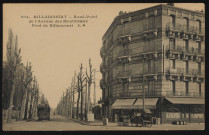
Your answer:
[181,113,189,118]
[129,86,142,90]
[191,113,204,118]
[166,112,180,118]
[87,113,95,122]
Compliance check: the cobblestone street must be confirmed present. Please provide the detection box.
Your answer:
[3,115,204,131]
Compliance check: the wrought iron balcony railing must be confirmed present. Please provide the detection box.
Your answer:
[117,49,132,57]
[116,70,132,78]
[166,22,205,35]
[100,47,106,58]
[117,34,132,45]
[166,45,205,55]
[163,91,204,98]
[100,63,106,73]
[100,79,106,89]
[166,67,205,77]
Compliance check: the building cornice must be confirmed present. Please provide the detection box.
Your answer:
[102,4,163,41]
[102,4,205,42]
[162,4,205,17]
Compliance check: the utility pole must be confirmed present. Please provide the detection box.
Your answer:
[66,88,69,117]
[85,78,88,120]
[142,57,145,111]
[72,72,76,119]
[93,69,96,106]
[62,92,64,116]
[70,85,72,118]
[60,96,63,115]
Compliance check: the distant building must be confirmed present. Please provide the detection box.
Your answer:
[99,4,205,124]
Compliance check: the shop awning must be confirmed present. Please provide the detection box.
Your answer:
[133,98,159,109]
[166,98,204,104]
[111,99,136,109]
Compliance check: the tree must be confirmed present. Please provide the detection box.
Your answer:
[77,63,85,120]
[6,29,22,123]
[76,75,80,119]
[72,71,76,119]
[24,82,33,120]
[28,76,37,119]
[86,59,94,113]
[31,82,39,118]
[20,62,33,120]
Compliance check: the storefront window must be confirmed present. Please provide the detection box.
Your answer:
[191,113,204,118]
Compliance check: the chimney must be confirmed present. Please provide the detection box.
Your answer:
[167,3,174,6]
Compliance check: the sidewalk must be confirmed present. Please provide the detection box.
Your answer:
[64,116,204,129]
[64,116,118,126]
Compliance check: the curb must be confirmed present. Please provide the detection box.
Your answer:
[63,116,105,126]
[64,116,88,125]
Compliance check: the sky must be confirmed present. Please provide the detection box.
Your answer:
[3,3,204,108]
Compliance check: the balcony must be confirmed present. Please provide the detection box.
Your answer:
[166,45,204,60]
[100,47,106,58]
[119,93,131,98]
[107,39,113,48]
[100,79,106,89]
[166,68,205,82]
[100,63,106,73]
[145,91,162,97]
[117,49,132,63]
[166,23,182,31]
[143,44,162,54]
[196,48,205,56]
[142,25,158,40]
[117,70,132,83]
[166,23,205,41]
[143,24,158,32]
[117,35,132,46]
[117,70,132,77]
[163,91,204,98]
[166,68,197,76]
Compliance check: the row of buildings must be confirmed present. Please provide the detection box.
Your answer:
[99,4,205,124]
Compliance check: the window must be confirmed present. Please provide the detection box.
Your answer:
[196,20,201,34]
[148,60,154,74]
[108,86,110,96]
[199,83,201,96]
[169,15,176,29]
[170,39,176,50]
[184,40,189,52]
[172,60,175,69]
[198,63,201,75]
[183,17,189,32]
[198,42,201,53]
[148,81,154,92]
[185,82,189,95]
[185,61,189,74]
[172,81,176,95]
[148,15,155,30]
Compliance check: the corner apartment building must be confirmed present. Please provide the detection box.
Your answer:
[99,4,205,124]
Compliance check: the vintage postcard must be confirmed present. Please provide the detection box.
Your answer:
[2,3,205,131]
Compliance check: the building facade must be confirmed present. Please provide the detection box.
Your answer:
[99,4,205,124]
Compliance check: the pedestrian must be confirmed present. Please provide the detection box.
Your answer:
[136,116,142,127]
[16,110,20,121]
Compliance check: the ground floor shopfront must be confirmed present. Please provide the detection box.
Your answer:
[101,97,204,124]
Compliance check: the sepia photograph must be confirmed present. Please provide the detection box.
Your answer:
[2,3,205,131]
